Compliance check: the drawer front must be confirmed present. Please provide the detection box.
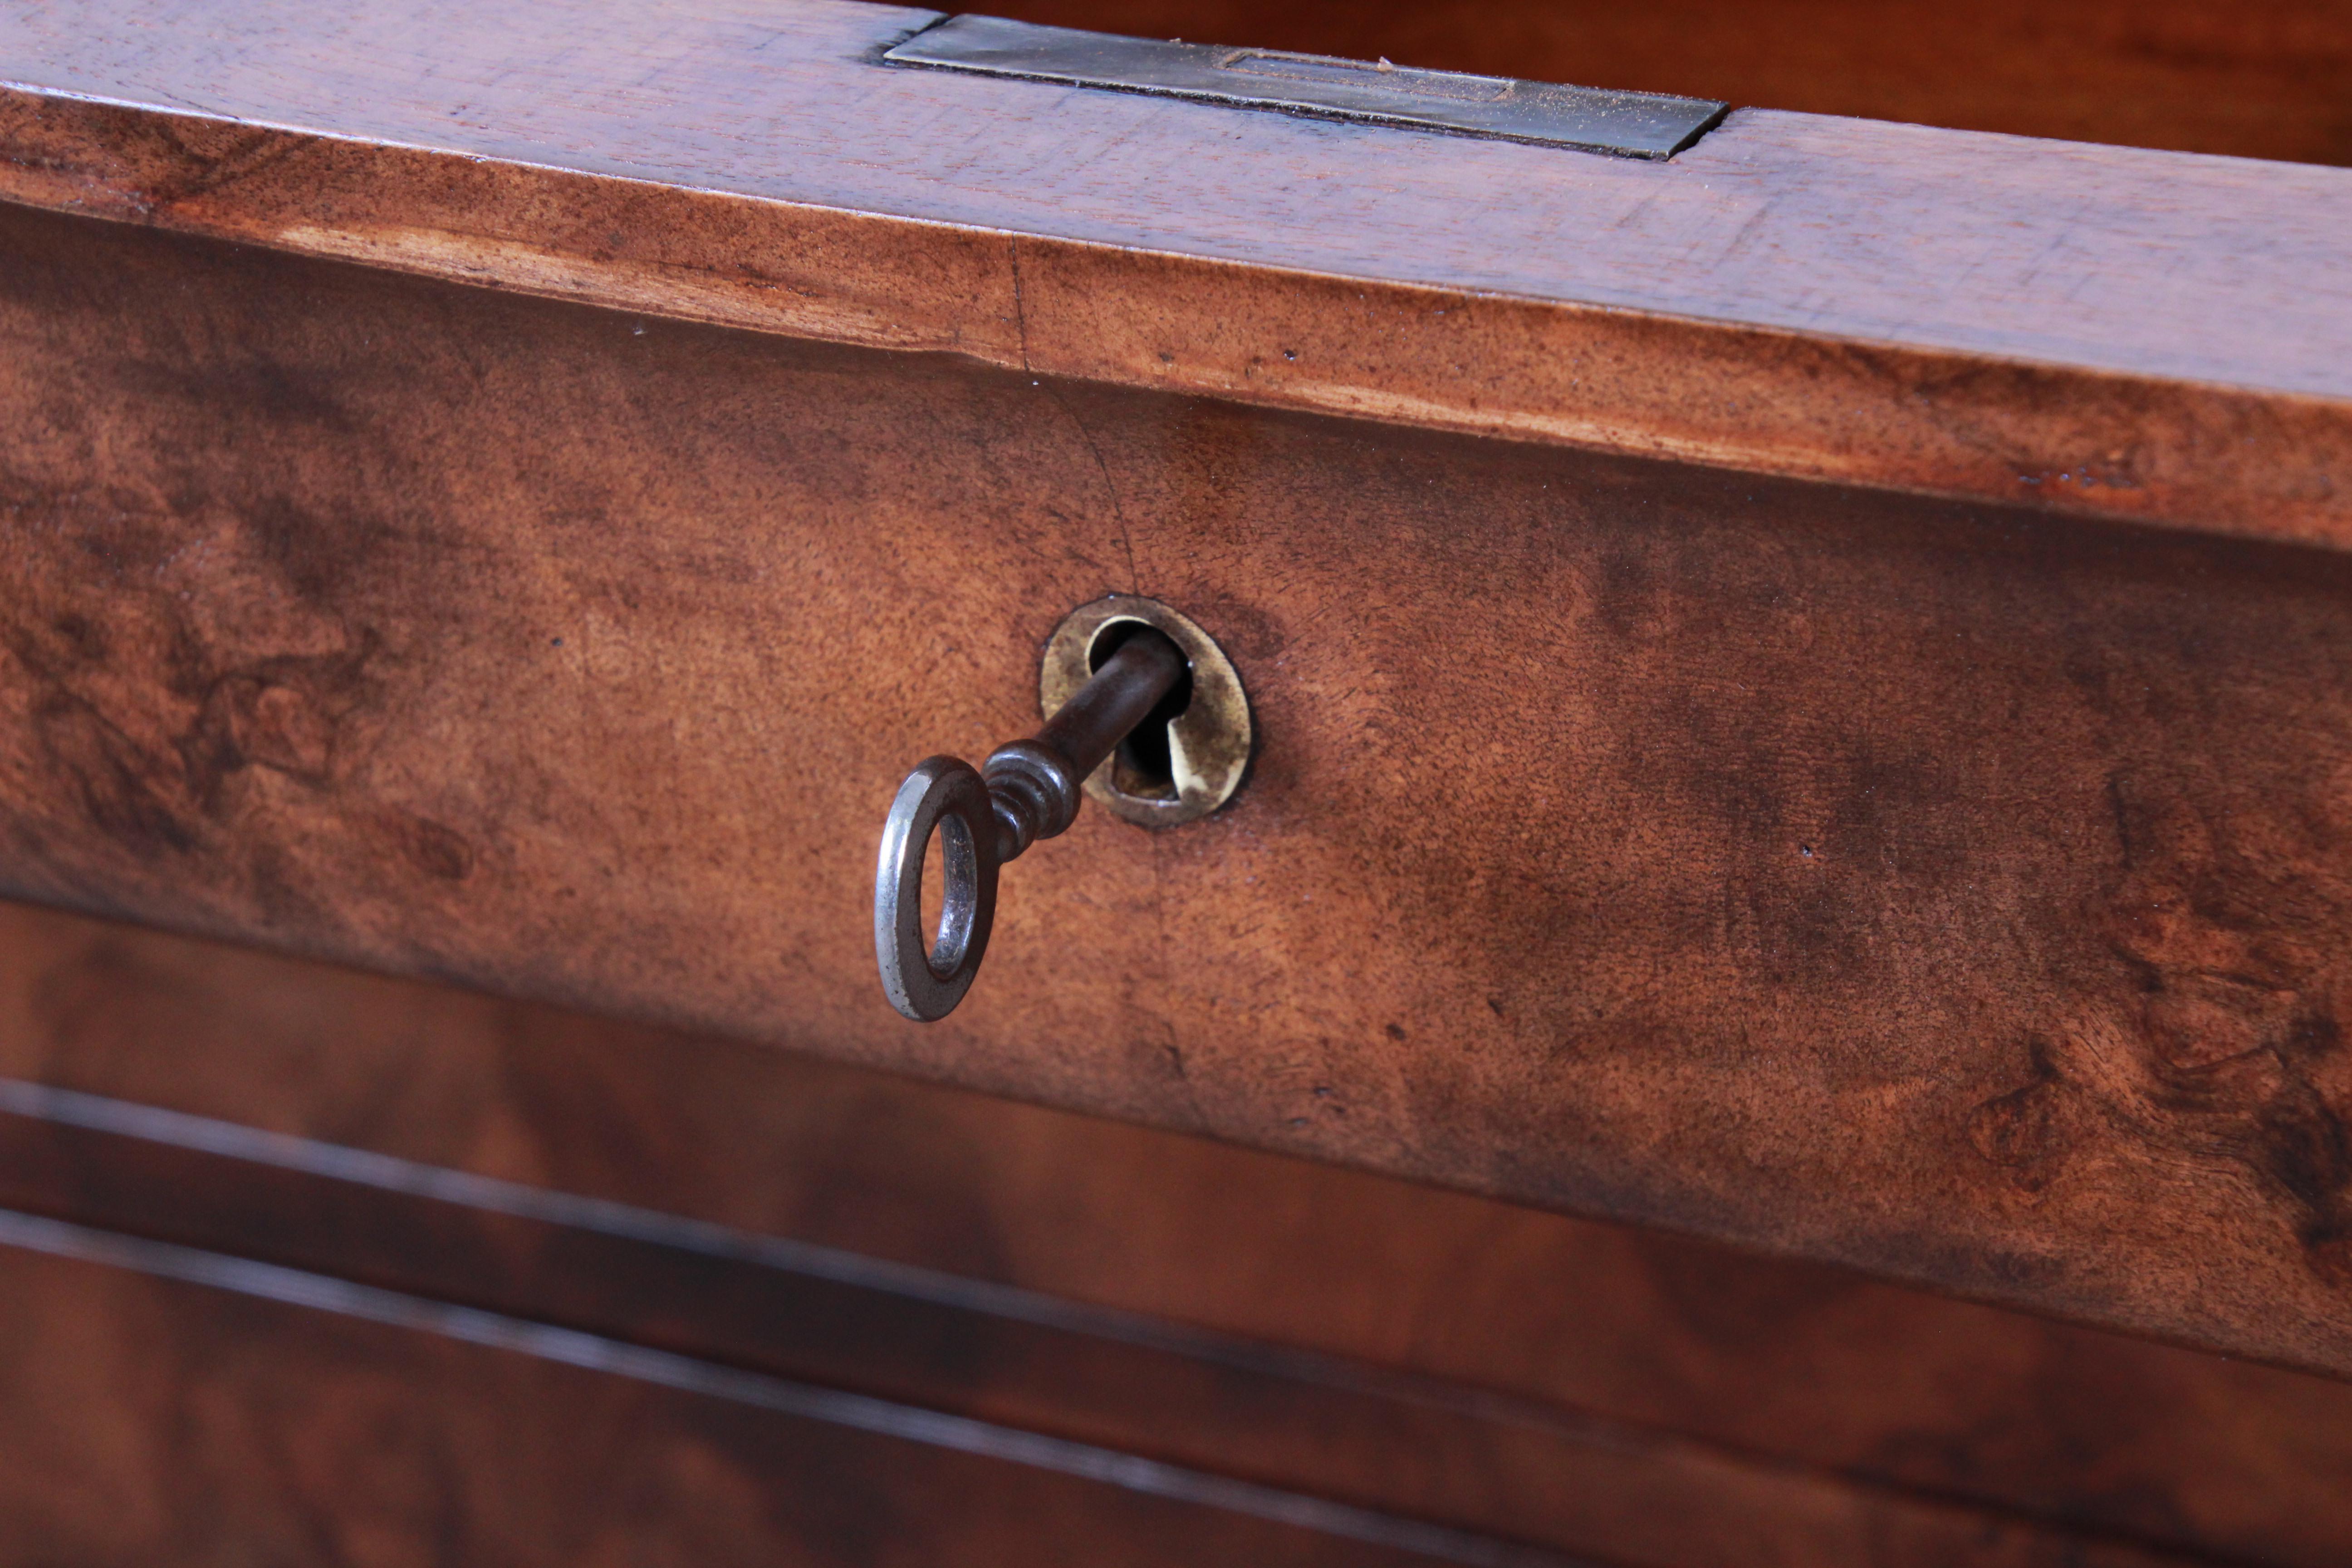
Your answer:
[2,201,2349,1373]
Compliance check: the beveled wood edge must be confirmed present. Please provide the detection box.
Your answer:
[5,84,2347,553]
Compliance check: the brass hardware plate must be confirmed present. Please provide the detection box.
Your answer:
[884,15,1726,159]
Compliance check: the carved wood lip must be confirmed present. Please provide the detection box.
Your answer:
[3,0,2350,551]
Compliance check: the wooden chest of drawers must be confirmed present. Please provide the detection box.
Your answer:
[1,0,2348,1561]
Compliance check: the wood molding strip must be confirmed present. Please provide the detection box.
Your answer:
[0,1209,1578,1567]
[1,0,2349,549]
[0,1083,2223,1567]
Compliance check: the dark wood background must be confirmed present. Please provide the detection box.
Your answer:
[992,0,2352,165]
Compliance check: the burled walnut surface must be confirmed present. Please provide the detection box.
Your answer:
[1,200,2348,1374]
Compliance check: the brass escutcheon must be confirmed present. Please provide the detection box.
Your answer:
[1040,596,1252,828]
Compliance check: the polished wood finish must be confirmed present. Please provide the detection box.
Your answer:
[3,0,2349,548]
[996,0,2352,165]
[3,899,2349,1567]
[1,200,2349,1374]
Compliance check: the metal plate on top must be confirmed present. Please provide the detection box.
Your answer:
[883,15,1727,159]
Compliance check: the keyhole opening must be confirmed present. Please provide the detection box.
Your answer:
[1090,621,1193,800]
[920,813,979,976]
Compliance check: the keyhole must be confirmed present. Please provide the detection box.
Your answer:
[1089,622,1193,800]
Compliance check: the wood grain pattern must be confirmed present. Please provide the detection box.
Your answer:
[4,902,2351,1568]
[1004,0,2352,165]
[1,0,2349,546]
[0,1236,1509,1568]
[2,203,2350,1375]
